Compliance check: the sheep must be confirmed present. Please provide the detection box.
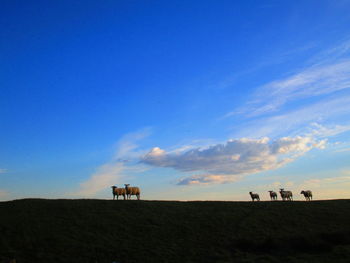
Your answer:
[279,188,293,201]
[300,190,313,201]
[249,192,260,201]
[111,186,126,200]
[124,184,141,200]
[268,190,277,201]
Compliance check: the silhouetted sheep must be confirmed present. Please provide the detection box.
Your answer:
[300,190,313,201]
[249,192,260,201]
[124,184,141,200]
[279,188,293,201]
[268,190,278,200]
[111,186,126,200]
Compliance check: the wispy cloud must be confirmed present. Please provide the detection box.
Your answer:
[75,162,125,197]
[0,169,7,174]
[231,95,350,138]
[334,147,350,153]
[308,122,350,138]
[307,39,350,66]
[74,128,151,197]
[224,40,350,140]
[241,59,350,117]
[114,127,152,160]
[142,136,325,185]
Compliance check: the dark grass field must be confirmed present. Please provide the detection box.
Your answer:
[1,199,350,263]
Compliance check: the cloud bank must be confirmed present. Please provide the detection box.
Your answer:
[142,136,325,185]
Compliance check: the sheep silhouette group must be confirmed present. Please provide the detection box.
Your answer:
[249,189,313,201]
[111,184,141,200]
[111,185,313,202]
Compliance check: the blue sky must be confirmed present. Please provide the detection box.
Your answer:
[1,0,350,201]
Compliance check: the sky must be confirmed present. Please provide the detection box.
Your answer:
[1,0,350,201]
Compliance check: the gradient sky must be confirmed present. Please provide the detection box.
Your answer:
[1,0,350,201]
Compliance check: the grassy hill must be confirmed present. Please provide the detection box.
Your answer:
[1,199,350,263]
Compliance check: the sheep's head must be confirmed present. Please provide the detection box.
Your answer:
[249,192,252,194]
[124,184,130,189]
[111,186,117,189]
[300,191,305,194]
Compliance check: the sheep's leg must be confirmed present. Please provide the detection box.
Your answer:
[113,194,115,200]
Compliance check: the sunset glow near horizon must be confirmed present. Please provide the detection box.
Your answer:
[1,0,350,201]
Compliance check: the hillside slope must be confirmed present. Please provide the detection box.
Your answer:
[1,199,350,262]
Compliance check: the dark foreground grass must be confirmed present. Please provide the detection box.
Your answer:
[1,199,350,263]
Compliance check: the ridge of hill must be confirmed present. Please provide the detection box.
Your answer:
[1,199,350,262]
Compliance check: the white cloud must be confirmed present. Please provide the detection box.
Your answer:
[142,136,325,185]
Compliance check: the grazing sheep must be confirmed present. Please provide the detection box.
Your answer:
[300,190,313,201]
[124,184,141,200]
[279,188,293,201]
[268,190,278,201]
[111,186,126,200]
[249,192,260,201]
